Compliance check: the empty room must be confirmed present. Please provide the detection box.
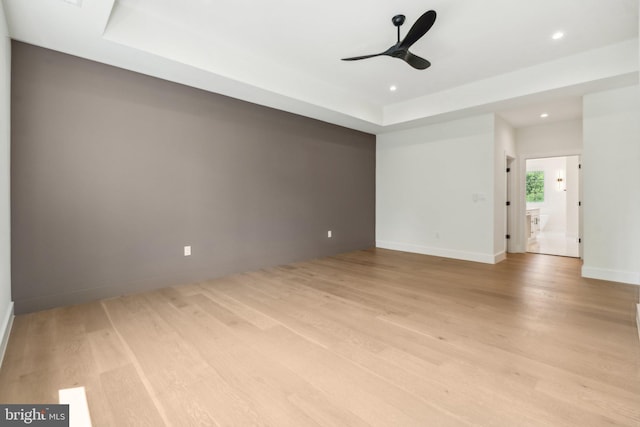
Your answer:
[0,0,639,426]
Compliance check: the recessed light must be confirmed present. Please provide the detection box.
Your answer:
[389,85,397,92]
[540,113,549,118]
[61,0,82,6]
[552,31,564,40]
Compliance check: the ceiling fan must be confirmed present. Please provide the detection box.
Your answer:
[342,10,437,70]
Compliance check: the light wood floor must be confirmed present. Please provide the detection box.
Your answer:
[1,249,639,426]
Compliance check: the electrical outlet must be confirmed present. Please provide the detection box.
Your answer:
[184,246,191,256]
[327,230,332,238]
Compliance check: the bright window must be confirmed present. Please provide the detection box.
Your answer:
[526,171,544,202]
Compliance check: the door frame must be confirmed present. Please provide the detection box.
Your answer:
[517,150,582,254]
[505,156,516,253]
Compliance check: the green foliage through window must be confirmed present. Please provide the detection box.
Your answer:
[526,171,544,202]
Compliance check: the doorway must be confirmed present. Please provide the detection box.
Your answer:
[525,156,580,257]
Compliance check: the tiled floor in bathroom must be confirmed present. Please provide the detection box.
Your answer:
[527,231,580,258]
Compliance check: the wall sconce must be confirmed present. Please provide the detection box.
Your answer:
[556,170,565,191]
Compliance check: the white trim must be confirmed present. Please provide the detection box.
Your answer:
[0,301,14,368]
[636,304,640,343]
[59,386,93,427]
[376,240,497,264]
[494,251,507,263]
[581,266,640,285]
[521,150,583,161]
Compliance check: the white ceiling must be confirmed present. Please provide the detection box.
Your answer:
[497,96,583,129]
[2,0,639,133]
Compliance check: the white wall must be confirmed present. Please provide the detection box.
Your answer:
[637,0,639,324]
[582,85,640,285]
[376,114,499,263]
[0,2,13,363]
[494,116,516,257]
[517,119,583,157]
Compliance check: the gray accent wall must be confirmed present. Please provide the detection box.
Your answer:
[11,42,375,314]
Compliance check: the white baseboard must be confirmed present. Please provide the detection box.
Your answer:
[581,266,640,285]
[494,251,507,263]
[0,301,14,368]
[376,240,497,264]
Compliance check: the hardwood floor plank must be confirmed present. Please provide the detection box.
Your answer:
[87,328,131,374]
[142,291,322,427]
[100,364,166,427]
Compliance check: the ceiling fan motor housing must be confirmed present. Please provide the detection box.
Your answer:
[392,15,406,27]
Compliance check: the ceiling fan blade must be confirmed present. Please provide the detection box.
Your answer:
[341,52,385,61]
[403,51,431,70]
[399,10,436,49]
